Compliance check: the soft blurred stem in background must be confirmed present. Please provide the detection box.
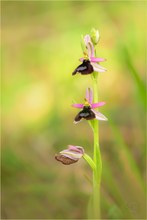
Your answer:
[91,72,102,219]
[120,46,146,109]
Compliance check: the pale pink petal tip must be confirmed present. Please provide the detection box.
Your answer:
[59,145,84,160]
[84,34,91,44]
[86,88,93,104]
[84,35,95,58]
[72,103,84,108]
[91,102,106,108]
[68,145,84,154]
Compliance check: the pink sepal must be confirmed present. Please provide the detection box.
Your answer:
[91,102,106,108]
[72,103,84,108]
[90,57,106,62]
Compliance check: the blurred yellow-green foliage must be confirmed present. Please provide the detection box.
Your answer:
[1,1,146,219]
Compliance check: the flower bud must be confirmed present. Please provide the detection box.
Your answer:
[90,28,100,46]
[55,145,84,165]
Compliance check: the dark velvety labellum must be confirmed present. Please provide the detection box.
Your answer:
[55,154,77,165]
[74,106,95,122]
[72,60,94,75]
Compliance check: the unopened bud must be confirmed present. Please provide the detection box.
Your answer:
[55,145,84,165]
[90,28,100,45]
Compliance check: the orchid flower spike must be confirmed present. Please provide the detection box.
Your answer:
[72,35,106,75]
[55,145,84,165]
[72,88,108,124]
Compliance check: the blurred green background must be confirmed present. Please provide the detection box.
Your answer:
[1,1,146,219]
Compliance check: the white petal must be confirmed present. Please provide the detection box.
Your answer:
[92,62,107,73]
[92,109,108,121]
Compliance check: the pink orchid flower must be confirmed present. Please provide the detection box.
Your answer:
[72,88,108,123]
[55,145,84,165]
[80,34,107,73]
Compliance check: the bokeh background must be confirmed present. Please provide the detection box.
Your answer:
[1,1,146,219]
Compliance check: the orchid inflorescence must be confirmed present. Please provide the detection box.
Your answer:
[55,28,107,219]
[55,28,107,165]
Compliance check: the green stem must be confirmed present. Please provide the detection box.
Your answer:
[92,73,102,219]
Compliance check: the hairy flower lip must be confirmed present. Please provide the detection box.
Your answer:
[72,59,94,75]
